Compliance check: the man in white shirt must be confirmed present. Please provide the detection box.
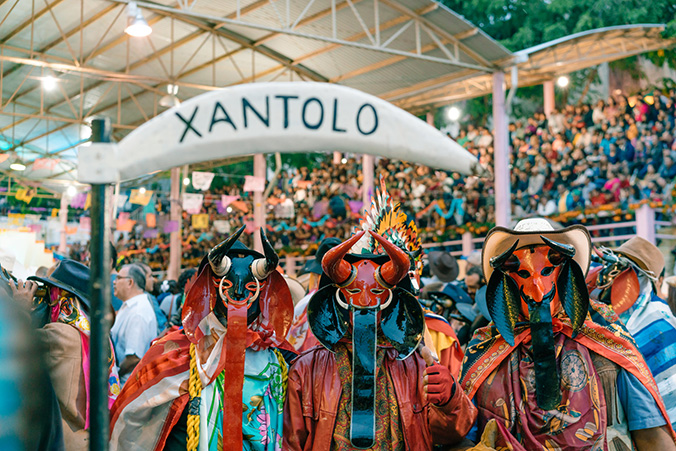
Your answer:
[111,263,158,384]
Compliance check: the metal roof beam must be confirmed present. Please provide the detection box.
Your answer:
[152,9,331,82]
[0,109,135,129]
[0,0,67,45]
[126,0,490,71]
[377,0,494,68]
[238,2,440,84]
[177,0,373,83]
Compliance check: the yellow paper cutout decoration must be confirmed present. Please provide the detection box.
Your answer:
[192,214,209,230]
[129,189,153,206]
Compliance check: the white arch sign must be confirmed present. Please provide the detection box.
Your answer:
[78,82,482,183]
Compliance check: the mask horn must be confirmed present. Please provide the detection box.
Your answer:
[251,228,279,280]
[369,231,409,288]
[322,231,364,285]
[541,236,576,259]
[209,225,245,276]
[490,239,520,269]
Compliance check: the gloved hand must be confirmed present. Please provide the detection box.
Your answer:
[423,363,456,406]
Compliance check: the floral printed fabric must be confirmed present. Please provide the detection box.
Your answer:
[202,347,287,451]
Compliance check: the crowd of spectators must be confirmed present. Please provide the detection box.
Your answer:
[102,89,676,271]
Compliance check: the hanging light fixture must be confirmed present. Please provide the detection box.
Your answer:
[10,161,26,171]
[125,2,152,37]
[160,84,181,108]
[42,75,58,91]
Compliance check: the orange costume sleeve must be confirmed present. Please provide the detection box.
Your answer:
[424,315,464,380]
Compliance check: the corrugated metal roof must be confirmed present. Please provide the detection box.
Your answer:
[392,24,676,112]
[0,1,670,188]
[0,0,511,189]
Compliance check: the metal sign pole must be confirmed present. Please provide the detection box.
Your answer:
[88,117,112,451]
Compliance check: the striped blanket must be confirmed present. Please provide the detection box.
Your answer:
[621,289,676,427]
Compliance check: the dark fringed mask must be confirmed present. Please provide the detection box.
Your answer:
[486,236,589,410]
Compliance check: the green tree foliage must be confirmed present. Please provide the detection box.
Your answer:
[439,0,676,124]
[441,0,676,53]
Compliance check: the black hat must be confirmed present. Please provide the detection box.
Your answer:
[302,237,342,275]
[28,259,91,311]
[428,251,459,282]
[441,282,473,305]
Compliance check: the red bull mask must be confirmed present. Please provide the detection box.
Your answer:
[307,230,424,448]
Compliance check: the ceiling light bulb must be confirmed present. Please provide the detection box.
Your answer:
[226,207,233,213]
[139,187,146,194]
[557,76,569,88]
[10,163,26,171]
[42,76,57,91]
[81,123,92,140]
[447,106,461,121]
[183,177,190,186]
[67,186,77,197]
[125,2,152,37]
[341,158,347,164]
[159,94,181,108]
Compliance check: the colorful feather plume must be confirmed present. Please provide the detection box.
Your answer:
[351,177,422,274]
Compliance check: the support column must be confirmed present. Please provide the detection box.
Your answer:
[543,80,555,117]
[88,117,112,451]
[362,154,374,210]
[286,255,297,277]
[333,152,342,165]
[493,72,511,228]
[167,167,182,281]
[253,154,266,252]
[598,62,610,100]
[462,232,474,257]
[58,194,68,253]
[426,111,434,126]
[635,204,656,244]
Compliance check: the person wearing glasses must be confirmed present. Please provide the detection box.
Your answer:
[111,264,157,384]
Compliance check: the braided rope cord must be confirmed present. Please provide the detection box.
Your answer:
[187,343,203,451]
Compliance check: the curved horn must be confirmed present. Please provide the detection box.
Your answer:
[408,247,423,260]
[322,231,364,285]
[209,225,246,276]
[490,239,520,270]
[541,236,576,259]
[369,231,410,287]
[252,228,279,279]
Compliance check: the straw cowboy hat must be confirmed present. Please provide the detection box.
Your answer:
[482,218,591,282]
[611,236,665,280]
[284,276,307,306]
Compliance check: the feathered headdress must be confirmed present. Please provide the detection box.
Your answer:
[351,177,422,275]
